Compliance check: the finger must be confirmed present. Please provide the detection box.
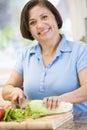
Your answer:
[52,97,58,109]
[47,97,53,110]
[11,94,19,105]
[43,97,48,107]
[17,97,22,106]
[18,95,26,107]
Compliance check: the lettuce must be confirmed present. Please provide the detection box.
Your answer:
[4,107,25,122]
[4,100,72,121]
[25,100,72,119]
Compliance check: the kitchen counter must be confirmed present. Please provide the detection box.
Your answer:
[57,112,87,130]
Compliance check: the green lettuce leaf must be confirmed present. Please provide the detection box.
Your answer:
[4,107,26,122]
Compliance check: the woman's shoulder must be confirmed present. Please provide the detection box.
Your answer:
[67,39,87,52]
[61,34,87,52]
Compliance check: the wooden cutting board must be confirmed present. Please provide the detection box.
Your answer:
[0,111,73,130]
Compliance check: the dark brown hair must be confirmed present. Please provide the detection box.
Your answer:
[20,0,63,40]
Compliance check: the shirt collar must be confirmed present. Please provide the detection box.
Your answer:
[29,43,41,60]
[29,34,72,57]
[57,34,72,53]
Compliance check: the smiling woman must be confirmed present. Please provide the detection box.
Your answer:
[2,0,87,113]
[20,0,62,40]
[28,5,59,43]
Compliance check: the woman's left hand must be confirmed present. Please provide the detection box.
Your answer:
[43,96,59,110]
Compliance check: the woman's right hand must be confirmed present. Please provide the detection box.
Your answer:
[9,87,26,107]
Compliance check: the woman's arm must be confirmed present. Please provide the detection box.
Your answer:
[43,68,87,110]
[2,69,26,106]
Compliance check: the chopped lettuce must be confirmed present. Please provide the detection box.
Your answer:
[4,100,72,121]
[4,107,26,122]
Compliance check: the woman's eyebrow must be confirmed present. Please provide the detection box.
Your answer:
[40,13,48,17]
[29,18,35,22]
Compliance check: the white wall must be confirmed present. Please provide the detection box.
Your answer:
[68,0,87,41]
[55,0,87,41]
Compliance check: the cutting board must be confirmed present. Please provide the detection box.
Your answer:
[0,111,73,130]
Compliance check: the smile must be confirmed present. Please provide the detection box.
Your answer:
[38,28,50,35]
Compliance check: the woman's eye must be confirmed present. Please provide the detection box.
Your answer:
[42,15,48,20]
[29,21,36,26]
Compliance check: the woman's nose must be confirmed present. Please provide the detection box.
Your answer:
[36,21,43,29]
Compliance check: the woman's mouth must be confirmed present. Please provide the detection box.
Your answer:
[38,28,50,36]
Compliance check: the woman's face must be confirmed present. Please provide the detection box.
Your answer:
[28,5,59,42]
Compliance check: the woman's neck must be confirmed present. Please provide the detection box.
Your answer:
[41,34,61,56]
[40,34,61,67]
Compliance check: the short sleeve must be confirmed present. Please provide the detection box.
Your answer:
[77,43,87,72]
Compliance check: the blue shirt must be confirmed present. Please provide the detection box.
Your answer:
[14,34,87,112]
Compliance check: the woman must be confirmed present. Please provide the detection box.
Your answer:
[2,0,87,112]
